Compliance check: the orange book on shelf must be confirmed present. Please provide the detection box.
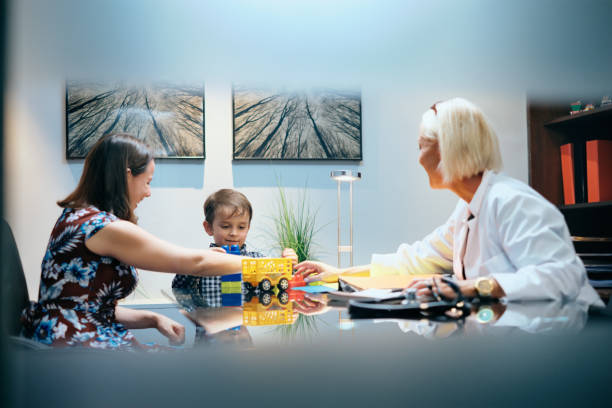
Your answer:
[586,140,612,203]
[560,143,576,205]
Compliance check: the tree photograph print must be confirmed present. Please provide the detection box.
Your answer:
[66,81,204,159]
[233,86,361,160]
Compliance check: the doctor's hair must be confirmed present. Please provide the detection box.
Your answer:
[204,189,253,224]
[58,133,153,223]
[420,97,502,183]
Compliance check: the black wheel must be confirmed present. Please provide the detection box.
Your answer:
[278,278,289,291]
[243,282,254,293]
[278,291,289,305]
[259,279,272,292]
[259,292,272,306]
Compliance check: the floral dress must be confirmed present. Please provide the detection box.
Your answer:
[21,206,140,349]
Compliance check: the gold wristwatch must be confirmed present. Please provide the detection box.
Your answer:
[474,277,494,297]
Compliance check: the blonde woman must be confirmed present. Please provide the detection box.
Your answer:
[297,98,602,305]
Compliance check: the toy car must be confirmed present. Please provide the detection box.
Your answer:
[242,258,292,292]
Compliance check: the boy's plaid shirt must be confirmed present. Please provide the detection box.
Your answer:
[171,243,265,309]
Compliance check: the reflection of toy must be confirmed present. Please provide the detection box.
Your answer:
[287,289,305,302]
[242,293,294,326]
[242,258,292,292]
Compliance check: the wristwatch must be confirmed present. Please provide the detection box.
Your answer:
[474,277,494,297]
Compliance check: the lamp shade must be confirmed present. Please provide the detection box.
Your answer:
[330,170,362,182]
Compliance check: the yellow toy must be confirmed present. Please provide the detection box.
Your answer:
[242,258,292,292]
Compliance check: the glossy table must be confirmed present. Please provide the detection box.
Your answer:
[6,288,612,408]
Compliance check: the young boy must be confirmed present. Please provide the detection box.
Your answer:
[172,189,297,300]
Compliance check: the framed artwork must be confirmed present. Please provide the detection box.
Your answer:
[66,81,205,159]
[233,85,362,160]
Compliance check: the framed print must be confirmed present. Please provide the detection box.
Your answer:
[66,81,205,159]
[233,85,362,160]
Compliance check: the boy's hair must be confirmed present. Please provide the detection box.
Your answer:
[204,189,253,224]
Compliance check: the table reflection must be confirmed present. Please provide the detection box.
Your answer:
[170,280,602,349]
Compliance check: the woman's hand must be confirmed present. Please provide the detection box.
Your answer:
[210,247,228,254]
[154,313,185,345]
[281,248,298,267]
[294,261,340,283]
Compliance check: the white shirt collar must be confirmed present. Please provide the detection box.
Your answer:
[467,169,494,218]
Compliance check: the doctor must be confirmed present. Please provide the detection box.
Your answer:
[296,98,602,305]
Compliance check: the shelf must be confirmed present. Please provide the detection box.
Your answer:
[573,236,612,243]
[559,201,612,211]
[544,104,612,127]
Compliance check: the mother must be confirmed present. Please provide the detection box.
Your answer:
[297,98,602,305]
[22,133,242,348]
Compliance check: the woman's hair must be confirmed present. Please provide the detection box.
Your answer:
[420,97,502,183]
[58,133,153,222]
[204,189,253,224]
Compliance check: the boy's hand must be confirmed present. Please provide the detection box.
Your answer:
[281,248,298,266]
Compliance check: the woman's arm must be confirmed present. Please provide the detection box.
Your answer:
[115,305,185,344]
[86,220,243,276]
[491,193,589,301]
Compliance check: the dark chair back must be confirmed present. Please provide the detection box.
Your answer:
[1,219,31,336]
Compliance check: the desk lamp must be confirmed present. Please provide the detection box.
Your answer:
[330,170,362,267]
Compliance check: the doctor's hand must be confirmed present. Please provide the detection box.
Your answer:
[210,247,228,254]
[294,261,341,283]
[292,293,330,316]
[406,276,473,300]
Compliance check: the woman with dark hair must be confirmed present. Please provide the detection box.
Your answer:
[21,133,242,349]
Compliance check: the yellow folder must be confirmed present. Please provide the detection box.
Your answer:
[339,274,435,291]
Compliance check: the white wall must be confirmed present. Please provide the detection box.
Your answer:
[5,0,612,301]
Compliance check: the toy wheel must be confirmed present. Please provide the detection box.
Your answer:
[259,292,272,306]
[259,279,272,292]
[278,291,290,305]
[278,278,289,291]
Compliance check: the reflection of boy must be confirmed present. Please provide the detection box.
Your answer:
[172,189,297,300]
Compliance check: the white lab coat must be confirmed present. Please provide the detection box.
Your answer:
[371,170,603,306]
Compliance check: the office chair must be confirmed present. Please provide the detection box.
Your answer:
[1,218,48,349]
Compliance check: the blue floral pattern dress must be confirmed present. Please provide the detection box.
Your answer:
[21,206,140,349]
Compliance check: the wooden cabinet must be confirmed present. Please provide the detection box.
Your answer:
[527,102,612,239]
[528,101,612,293]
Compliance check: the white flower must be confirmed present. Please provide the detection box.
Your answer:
[70,331,96,344]
[66,208,89,223]
[60,308,85,331]
[52,322,68,339]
